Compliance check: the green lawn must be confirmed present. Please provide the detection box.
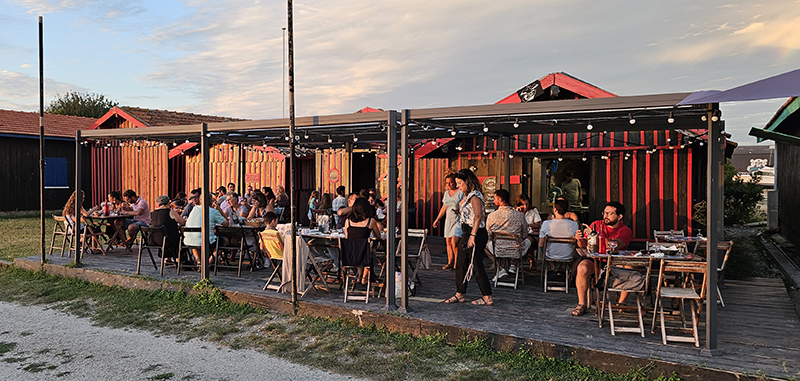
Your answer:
[0,212,59,262]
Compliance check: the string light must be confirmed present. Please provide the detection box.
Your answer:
[450,128,457,136]
[455,144,463,151]
[701,115,708,122]
[327,135,333,143]
[629,114,636,125]
[711,111,720,122]
[185,139,190,144]
[668,112,675,124]
[509,151,514,159]
[422,124,429,131]
[352,134,358,143]
[483,149,489,156]
[482,123,489,133]
[557,155,563,162]
[513,118,519,128]
[303,131,309,139]
[587,122,593,131]
[581,153,587,162]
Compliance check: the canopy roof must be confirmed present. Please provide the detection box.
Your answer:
[79,92,711,146]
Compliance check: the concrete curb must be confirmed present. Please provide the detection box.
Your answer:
[762,237,800,288]
[6,258,778,381]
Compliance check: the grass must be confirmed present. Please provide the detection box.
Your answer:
[0,266,680,381]
[0,211,59,262]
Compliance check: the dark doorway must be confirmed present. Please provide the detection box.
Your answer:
[351,152,376,193]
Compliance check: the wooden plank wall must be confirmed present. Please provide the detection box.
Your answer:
[453,129,707,242]
[185,146,286,193]
[120,143,168,209]
[315,148,349,196]
[778,142,800,249]
[90,144,121,206]
[413,158,449,235]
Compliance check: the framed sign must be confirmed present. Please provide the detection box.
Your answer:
[328,168,341,183]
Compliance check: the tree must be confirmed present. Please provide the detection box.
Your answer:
[46,91,118,118]
[723,159,764,225]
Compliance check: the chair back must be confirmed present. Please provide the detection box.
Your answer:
[53,215,67,230]
[258,229,285,259]
[140,226,166,248]
[654,230,684,242]
[605,256,653,292]
[656,259,708,299]
[717,241,733,272]
[543,235,577,261]
[491,231,524,259]
[339,237,371,267]
[692,240,733,265]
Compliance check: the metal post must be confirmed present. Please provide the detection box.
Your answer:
[399,110,409,312]
[384,110,398,311]
[201,123,210,279]
[282,27,287,119]
[74,130,82,266]
[287,0,298,314]
[504,136,511,191]
[703,104,721,355]
[39,16,45,264]
[239,143,246,195]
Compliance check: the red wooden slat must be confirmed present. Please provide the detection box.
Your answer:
[673,148,679,231]
[659,150,664,231]
[632,150,637,238]
[646,150,651,239]
[687,147,693,235]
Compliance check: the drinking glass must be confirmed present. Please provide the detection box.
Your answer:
[608,240,618,254]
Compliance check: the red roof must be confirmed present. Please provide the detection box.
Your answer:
[90,106,247,129]
[496,72,616,104]
[0,109,96,138]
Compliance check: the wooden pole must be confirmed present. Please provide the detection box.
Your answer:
[201,123,210,279]
[39,16,46,264]
[287,0,298,314]
[703,104,721,354]
[74,130,82,266]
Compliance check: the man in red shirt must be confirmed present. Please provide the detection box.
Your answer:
[572,201,631,316]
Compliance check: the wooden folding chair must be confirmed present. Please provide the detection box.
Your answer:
[653,230,684,242]
[177,226,202,275]
[599,256,653,337]
[258,229,284,291]
[490,231,525,289]
[49,215,72,257]
[214,226,254,277]
[136,226,164,275]
[541,236,577,293]
[405,228,429,290]
[340,237,372,303]
[651,260,707,347]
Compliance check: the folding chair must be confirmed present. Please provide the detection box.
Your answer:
[405,228,429,290]
[651,260,707,347]
[49,215,72,257]
[599,256,653,337]
[653,230,684,242]
[177,227,202,275]
[136,226,164,275]
[214,226,254,277]
[258,229,284,291]
[692,240,733,307]
[340,237,372,303]
[490,231,526,289]
[541,236,577,293]
[82,217,110,255]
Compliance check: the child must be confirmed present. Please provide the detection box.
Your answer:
[259,212,284,260]
[307,190,320,224]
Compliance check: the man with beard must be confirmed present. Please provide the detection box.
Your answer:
[571,201,631,317]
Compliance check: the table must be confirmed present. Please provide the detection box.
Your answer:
[83,214,128,255]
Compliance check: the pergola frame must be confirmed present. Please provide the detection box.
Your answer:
[73,93,724,351]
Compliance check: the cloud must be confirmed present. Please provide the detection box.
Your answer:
[21,63,33,68]
[0,70,87,111]
[732,22,764,35]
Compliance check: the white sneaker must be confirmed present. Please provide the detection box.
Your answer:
[497,269,509,279]
[508,265,517,274]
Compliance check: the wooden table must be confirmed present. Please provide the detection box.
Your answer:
[83,214,128,255]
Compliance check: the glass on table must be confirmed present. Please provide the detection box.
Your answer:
[607,240,618,254]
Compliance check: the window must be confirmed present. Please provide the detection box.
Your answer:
[44,157,69,188]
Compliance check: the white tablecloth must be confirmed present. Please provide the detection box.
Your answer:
[279,235,309,293]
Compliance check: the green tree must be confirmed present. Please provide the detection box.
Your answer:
[723,159,764,224]
[46,91,118,118]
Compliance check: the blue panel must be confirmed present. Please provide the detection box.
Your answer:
[45,157,68,188]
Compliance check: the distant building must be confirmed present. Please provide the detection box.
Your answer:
[730,145,774,172]
[0,109,95,211]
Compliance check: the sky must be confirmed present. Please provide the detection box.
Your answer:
[1,0,799,145]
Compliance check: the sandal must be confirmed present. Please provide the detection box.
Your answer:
[443,295,465,304]
[471,297,493,306]
[442,263,454,270]
[571,304,587,316]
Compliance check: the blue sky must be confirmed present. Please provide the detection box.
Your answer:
[1,0,799,144]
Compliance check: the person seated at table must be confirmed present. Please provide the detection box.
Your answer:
[170,192,188,214]
[243,185,255,204]
[274,185,290,209]
[485,189,529,281]
[119,189,151,247]
[335,193,360,230]
[215,186,229,209]
[258,212,283,260]
[184,193,230,266]
[248,193,268,219]
[538,198,579,265]
[572,201,632,316]
[223,192,248,224]
[344,197,382,284]
[89,191,125,216]
[368,194,386,230]
[515,193,542,270]
[332,186,347,225]
[548,196,580,223]
[181,188,202,219]
[262,187,276,214]
[151,195,186,261]
[62,190,101,235]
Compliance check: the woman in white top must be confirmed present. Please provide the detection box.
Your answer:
[433,173,463,270]
[444,169,493,306]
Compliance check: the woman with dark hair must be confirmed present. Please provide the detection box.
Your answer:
[444,168,493,306]
[344,197,382,284]
[433,173,463,270]
[247,193,269,219]
[262,187,276,214]
[150,195,186,260]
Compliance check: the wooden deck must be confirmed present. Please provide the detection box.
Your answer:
[34,237,800,380]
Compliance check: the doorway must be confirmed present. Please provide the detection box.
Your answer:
[351,151,376,193]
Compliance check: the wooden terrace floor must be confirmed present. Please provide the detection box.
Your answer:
[33,236,800,380]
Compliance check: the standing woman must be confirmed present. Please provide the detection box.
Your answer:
[307,190,320,225]
[445,169,493,306]
[433,173,463,270]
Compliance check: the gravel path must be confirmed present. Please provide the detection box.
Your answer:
[0,301,363,381]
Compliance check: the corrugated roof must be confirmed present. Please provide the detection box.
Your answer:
[0,109,96,138]
[120,106,247,127]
